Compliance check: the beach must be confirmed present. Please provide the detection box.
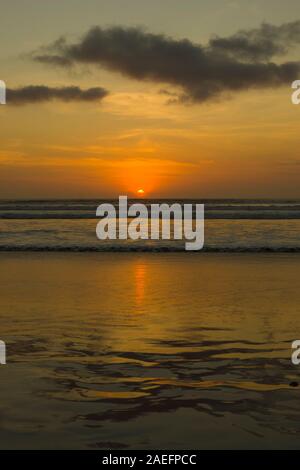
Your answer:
[0,252,299,449]
[2,2,300,453]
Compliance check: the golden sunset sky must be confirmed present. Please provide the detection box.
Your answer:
[1,0,300,198]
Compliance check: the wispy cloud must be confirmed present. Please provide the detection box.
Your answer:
[209,21,300,61]
[7,85,108,105]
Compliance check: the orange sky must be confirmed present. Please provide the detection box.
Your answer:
[1,1,300,198]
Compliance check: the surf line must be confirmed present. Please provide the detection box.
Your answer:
[95,195,205,251]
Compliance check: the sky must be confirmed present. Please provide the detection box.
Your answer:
[0,0,300,198]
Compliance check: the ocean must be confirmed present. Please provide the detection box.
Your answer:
[0,199,300,251]
[0,200,299,449]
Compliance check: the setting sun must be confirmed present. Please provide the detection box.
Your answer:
[137,189,145,195]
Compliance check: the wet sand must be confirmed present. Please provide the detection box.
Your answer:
[0,252,299,449]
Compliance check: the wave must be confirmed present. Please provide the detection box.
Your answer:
[1,199,300,220]
[1,212,300,220]
[0,245,299,253]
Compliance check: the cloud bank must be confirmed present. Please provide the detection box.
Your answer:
[33,21,300,103]
[7,85,108,105]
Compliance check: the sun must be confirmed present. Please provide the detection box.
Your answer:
[137,189,145,195]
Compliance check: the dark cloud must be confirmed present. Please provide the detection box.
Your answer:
[7,85,108,105]
[209,21,300,61]
[33,22,300,103]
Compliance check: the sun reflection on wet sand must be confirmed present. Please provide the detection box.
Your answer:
[134,261,147,308]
